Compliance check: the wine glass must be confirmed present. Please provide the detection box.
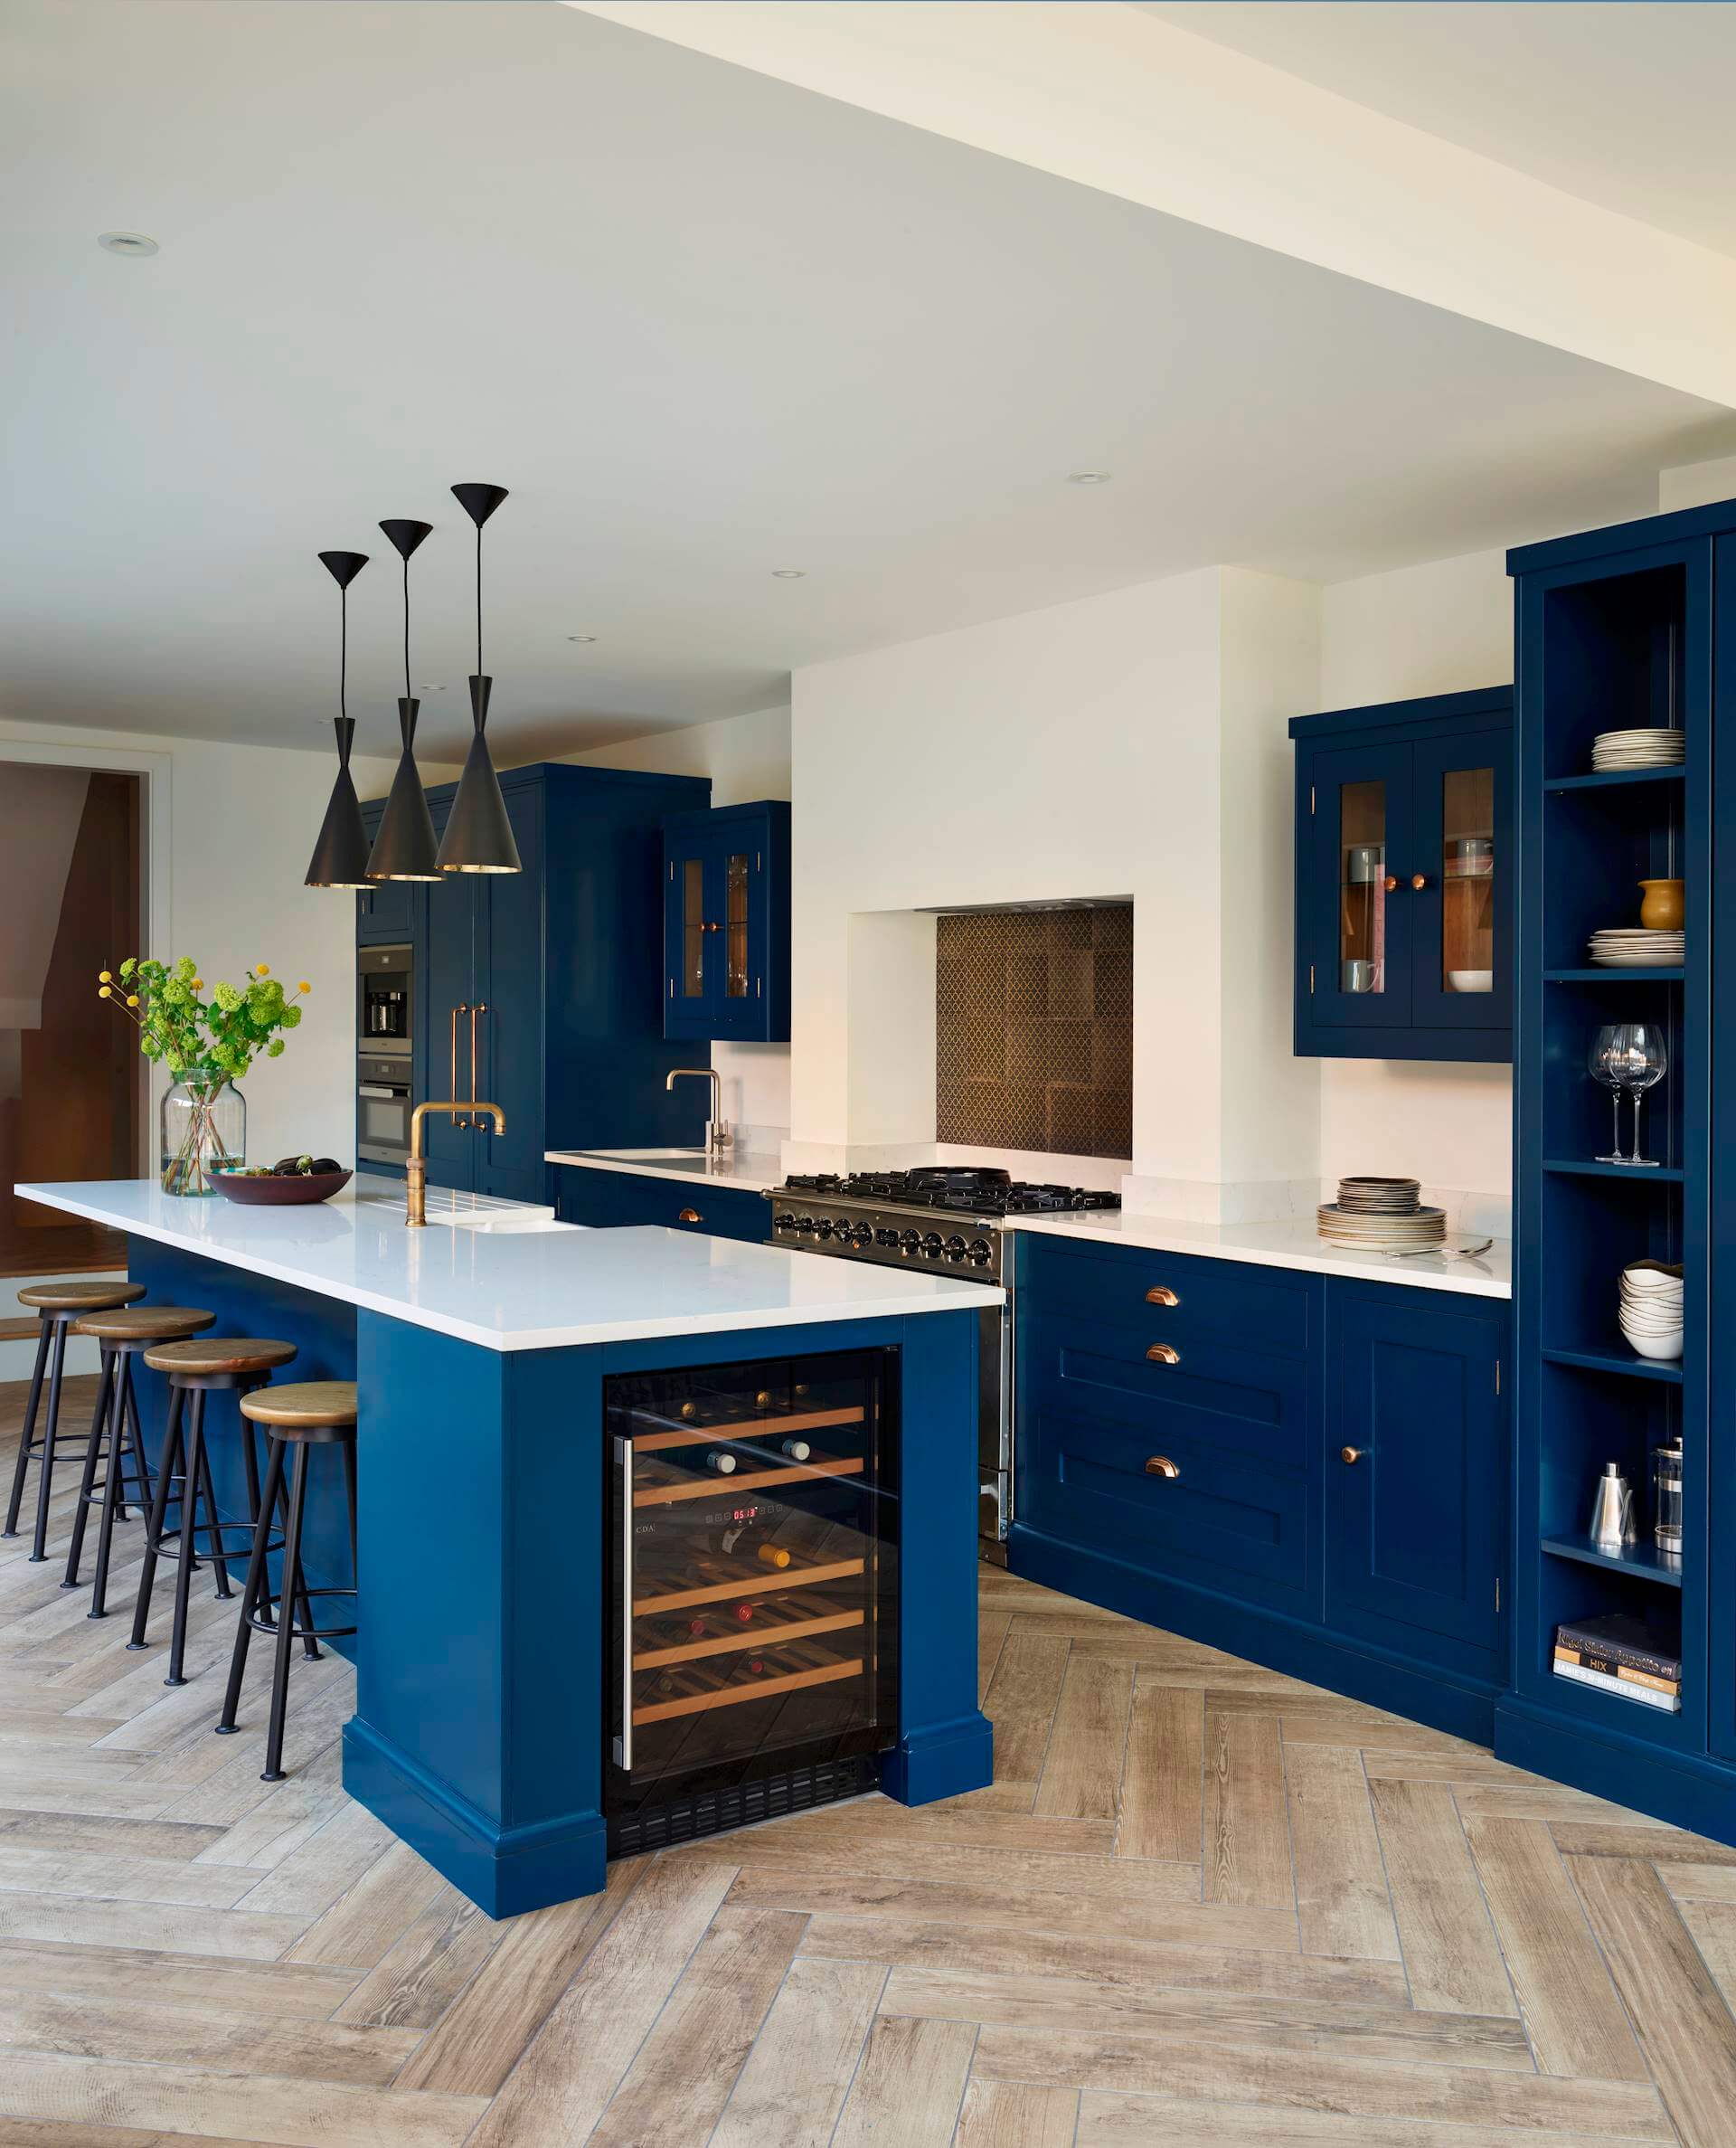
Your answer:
[1589,1027,1629,1163]
[1615,1023,1668,1169]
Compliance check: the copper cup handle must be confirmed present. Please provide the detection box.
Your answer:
[1145,1285,1179,1308]
[678,1207,702,1224]
[1146,1343,1181,1366]
[1410,873,1427,891]
[1145,1456,1180,1479]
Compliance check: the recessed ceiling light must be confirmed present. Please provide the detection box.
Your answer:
[1067,470,1111,486]
[98,231,158,258]
[565,634,598,644]
[771,568,807,580]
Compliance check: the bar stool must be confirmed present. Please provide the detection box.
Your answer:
[62,1304,215,1619]
[219,1381,357,1783]
[129,1336,297,1686]
[5,1281,147,1564]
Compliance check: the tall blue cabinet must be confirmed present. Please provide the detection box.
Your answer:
[360,762,714,1202]
[1502,499,1734,1838]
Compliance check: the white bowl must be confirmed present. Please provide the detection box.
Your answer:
[1619,1321,1683,1361]
[1447,970,1494,993]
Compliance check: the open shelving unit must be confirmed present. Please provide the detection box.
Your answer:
[1505,516,1725,1813]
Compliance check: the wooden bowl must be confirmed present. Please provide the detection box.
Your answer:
[214,1169,352,1206]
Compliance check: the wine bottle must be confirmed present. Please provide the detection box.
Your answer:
[755,1543,792,1571]
[780,1438,812,1462]
[704,1450,738,1475]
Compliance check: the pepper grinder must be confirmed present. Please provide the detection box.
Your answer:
[1590,1462,1637,1555]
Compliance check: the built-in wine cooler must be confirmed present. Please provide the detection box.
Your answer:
[603,1347,900,1855]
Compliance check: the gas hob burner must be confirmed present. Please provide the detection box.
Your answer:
[777,1166,1118,1216]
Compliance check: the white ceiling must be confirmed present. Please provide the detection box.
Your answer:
[1137,3,1736,260]
[5,0,1733,762]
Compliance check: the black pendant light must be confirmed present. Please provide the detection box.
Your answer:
[304,549,373,888]
[439,482,523,875]
[366,517,441,883]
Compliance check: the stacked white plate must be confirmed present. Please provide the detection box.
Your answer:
[1318,1176,1444,1249]
[1591,727,1684,771]
[1588,929,1684,968]
[1619,1260,1683,1361]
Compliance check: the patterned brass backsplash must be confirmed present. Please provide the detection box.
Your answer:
[936,905,1133,1159]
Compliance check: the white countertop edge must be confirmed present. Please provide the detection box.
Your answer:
[1004,1211,1511,1300]
[545,1149,785,1193]
[18,1181,1002,1352]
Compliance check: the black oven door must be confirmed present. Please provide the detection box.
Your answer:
[357,1057,411,1166]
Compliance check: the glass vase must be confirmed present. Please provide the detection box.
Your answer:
[159,1078,245,1196]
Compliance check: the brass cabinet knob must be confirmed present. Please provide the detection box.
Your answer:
[677,1207,702,1224]
[1146,1343,1181,1366]
[1382,874,1400,893]
[1146,1455,1180,1479]
[1341,1445,1364,1464]
[1410,873,1427,891]
[1145,1285,1179,1308]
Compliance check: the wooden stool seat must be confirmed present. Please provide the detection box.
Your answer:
[19,1280,146,1314]
[76,1306,214,1345]
[144,1336,297,1378]
[240,1382,358,1436]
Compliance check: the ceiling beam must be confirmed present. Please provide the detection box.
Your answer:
[565,0,1736,409]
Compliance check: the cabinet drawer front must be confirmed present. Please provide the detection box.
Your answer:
[1019,1233,1315,1359]
[1025,1312,1309,1473]
[1023,1401,1311,1609]
[558,1167,769,1243]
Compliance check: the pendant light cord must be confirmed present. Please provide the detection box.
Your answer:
[475,520,484,677]
[402,551,411,702]
[338,583,348,724]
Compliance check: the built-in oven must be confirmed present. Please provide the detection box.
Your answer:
[357,1055,413,1169]
[359,944,413,1054]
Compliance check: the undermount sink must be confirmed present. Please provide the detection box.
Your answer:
[442,1212,578,1235]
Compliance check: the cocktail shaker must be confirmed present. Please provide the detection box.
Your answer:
[1590,1462,1637,1554]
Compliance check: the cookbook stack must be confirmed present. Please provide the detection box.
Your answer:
[1316,1176,1446,1251]
[1552,1612,1682,1713]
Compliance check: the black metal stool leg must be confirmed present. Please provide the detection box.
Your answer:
[121,1358,153,1521]
[87,1358,129,1620]
[28,1318,69,1564]
[196,1426,232,1599]
[127,1383,184,1651]
[165,1388,208,1687]
[260,1439,309,1782]
[216,1434,283,1736]
[61,1347,115,1589]
[3,1319,50,1538]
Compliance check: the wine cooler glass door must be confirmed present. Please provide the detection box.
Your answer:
[605,1348,899,1821]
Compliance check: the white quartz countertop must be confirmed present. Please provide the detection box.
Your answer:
[15,1176,1003,1352]
[545,1148,785,1193]
[1005,1210,1511,1300]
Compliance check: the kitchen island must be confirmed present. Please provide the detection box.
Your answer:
[15,1175,1001,1916]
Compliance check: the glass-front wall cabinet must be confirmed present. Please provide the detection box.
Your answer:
[1293,689,1512,1062]
[662,800,792,1045]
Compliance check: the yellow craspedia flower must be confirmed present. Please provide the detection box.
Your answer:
[298,979,312,994]
[126,994,139,1008]
[192,979,203,993]
[98,985,111,998]
[255,963,269,977]
[98,970,112,983]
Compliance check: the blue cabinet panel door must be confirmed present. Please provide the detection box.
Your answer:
[1326,1285,1505,1676]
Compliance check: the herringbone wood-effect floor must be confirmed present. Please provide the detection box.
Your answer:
[0,1376,1732,2146]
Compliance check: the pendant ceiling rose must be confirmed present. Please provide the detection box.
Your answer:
[304,548,373,890]
[439,481,522,875]
[366,518,441,884]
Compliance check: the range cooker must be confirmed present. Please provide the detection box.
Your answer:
[766,1166,1121,1551]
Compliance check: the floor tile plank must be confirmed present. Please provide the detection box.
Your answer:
[709,1954,886,2148]
[1284,1742,1399,1961]
[831,2013,977,2146]
[1116,1679,1202,1865]
[954,2078,1080,2148]
[1204,1711,1293,1911]
[1368,1776,1514,2017]
[1035,1654,1134,1821]
[981,1632,1071,1783]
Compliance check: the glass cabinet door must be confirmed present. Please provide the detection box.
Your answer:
[1307,743,1415,1030]
[723,848,750,1008]
[665,847,712,1023]
[1410,735,1508,1033]
[605,1350,898,1835]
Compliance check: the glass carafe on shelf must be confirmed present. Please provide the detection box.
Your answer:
[1653,1441,1684,1566]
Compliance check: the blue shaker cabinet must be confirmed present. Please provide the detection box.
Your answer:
[552,1162,769,1243]
[1291,687,1514,1063]
[359,762,715,1201]
[1013,1229,1509,1742]
[663,801,791,1044]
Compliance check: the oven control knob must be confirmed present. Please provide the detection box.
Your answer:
[849,1224,873,1247]
[944,1246,967,1263]
[968,1238,992,1262]
[795,1216,816,1235]
[921,1234,943,1257]
[774,1211,797,1233]
[900,1230,921,1251]
[969,1249,992,1268]
[945,1235,967,1254]
[875,1227,900,1247]
[816,1219,838,1239]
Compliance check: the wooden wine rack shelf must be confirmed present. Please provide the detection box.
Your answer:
[634,1601,863,1671]
[631,1652,863,1727]
[632,1554,866,1617]
[631,1405,864,1454]
[632,1454,864,1507]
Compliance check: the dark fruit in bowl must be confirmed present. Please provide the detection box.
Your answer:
[265,1154,344,1178]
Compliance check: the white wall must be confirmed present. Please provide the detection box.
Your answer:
[1316,546,1514,1198]
[0,717,420,1173]
[557,706,792,1140]
[787,570,1321,1203]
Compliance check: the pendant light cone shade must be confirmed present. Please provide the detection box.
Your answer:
[367,520,442,882]
[305,550,374,888]
[439,481,523,874]
[439,677,522,873]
